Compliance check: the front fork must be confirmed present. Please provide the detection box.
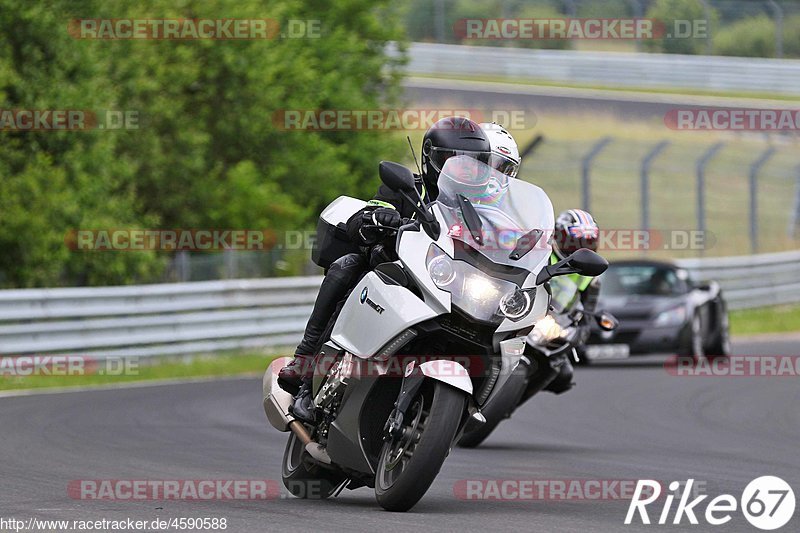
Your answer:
[383,366,426,441]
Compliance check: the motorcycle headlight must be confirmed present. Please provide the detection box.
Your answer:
[426,244,532,324]
[654,305,687,327]
[427,252,456,288]
[528,314,563,345]
[499,288,534,321]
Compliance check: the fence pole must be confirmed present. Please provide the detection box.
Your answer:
[434,0,445,43]
[699,0,713,54]
[767,0,784,59]
[581,137,613,213]
[748,147,776,254]
[640,140,670,232]
[696,142,725,256]
[628,0,644,52]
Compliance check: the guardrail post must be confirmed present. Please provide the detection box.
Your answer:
[640,140,670,232]
[224,249,238,279]
[748,147,776,254]
[581,137,613,213]
[176,250,190,282]
[695,142,725,256]
[790,164,800,239]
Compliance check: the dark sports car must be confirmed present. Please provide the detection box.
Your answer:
[583,259,731,362]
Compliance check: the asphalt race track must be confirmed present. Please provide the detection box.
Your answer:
[404,77,798,121]
[2,337,798,533]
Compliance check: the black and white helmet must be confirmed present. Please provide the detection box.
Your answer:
[421,117,492,191]
[479,122,521,178]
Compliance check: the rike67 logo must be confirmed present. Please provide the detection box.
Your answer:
[625,477,795,530]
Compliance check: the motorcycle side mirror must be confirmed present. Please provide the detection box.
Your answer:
[536,248,608,285]
[379,161,416,194]
[567,248,608,277]
[377,161,441,240]
[596,311,619,331]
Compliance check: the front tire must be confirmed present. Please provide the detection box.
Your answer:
[375,381,466,512]
[282,432,347,500]
[678,312,705,358]
[706,308,731,361]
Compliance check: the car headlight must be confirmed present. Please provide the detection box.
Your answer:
[654,305,687,327]
[426,244,534,323]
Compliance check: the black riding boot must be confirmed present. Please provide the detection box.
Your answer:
[278,253,366,394]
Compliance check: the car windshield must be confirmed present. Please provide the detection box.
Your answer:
[600,265,689,297]
[435,155,553,272]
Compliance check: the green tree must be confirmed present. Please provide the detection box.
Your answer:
[643,0,717,55]
[0,0,408,287]
[714,14,775,58]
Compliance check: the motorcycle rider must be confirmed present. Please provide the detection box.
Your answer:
[479,122,521,179]
[278,116,501,394]
[544,208,601,393]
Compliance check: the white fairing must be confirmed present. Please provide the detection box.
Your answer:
[330,271,438,357]
[330,157,558,357]
[320,196,368,226]
[418,361,473,394]
[396,204,453,315]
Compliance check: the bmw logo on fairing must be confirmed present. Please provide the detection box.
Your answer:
[360,287,368,304]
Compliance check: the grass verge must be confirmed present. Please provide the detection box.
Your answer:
[730,304,800,336]
[0,352,280,392]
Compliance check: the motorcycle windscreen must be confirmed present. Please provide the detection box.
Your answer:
[435,156,554,273]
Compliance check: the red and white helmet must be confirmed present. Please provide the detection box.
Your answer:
[479,122,520,178]
[553,209,599,260]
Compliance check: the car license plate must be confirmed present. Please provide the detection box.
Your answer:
[585,344,630,360]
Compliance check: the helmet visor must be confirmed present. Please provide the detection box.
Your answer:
[428,147,491,173]
[488,153,519,178]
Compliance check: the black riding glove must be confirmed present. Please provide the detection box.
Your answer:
[372,207,401,228]
[346,207,401,246]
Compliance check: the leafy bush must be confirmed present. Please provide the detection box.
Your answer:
[643,0,716,55]
[0,0,407,287]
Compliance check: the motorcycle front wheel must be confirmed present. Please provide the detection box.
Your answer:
[374,380,466,512]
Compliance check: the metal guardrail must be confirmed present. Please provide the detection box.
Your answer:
[0,277,321,357]
[403,43,800,96]
[0,251,797,357]
[676,249,800,310]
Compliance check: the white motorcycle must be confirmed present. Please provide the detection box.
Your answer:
[262,156,608,511]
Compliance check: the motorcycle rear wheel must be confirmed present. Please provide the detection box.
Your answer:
[281,431,347,500]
